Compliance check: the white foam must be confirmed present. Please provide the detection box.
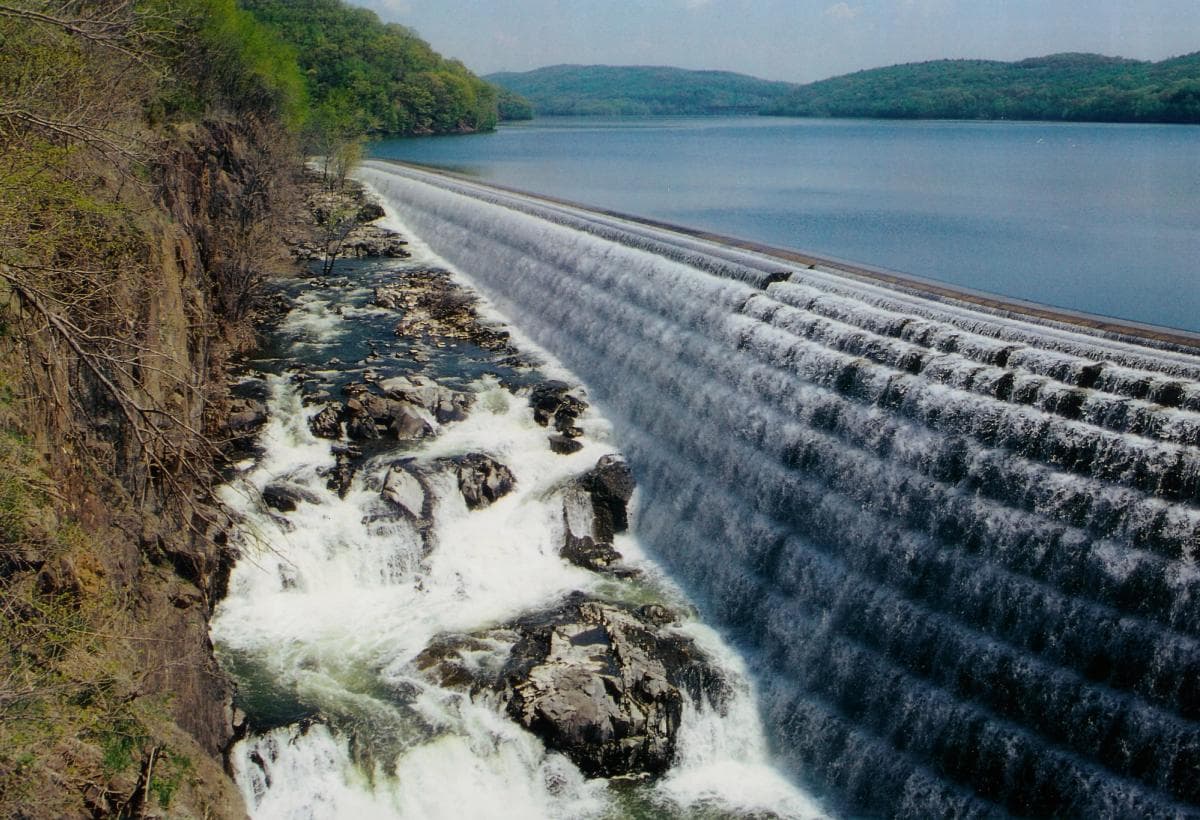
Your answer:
[213,298,824,816]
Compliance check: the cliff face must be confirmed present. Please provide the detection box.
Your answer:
[0,116,296,818]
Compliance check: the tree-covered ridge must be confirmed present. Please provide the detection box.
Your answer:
[496,87,535,121]
[485,65,798,116]
[239,0,500,136]
[764,52,1200,123]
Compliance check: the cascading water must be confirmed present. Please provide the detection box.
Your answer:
[211,201,824,818]
[354,160,1200,818]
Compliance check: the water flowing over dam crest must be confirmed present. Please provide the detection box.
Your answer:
[358,160,1200,818]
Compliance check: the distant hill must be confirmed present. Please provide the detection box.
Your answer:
[764,52,1200,123]
[485,65,798,116]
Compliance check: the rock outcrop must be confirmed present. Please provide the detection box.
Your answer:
[448,453,516,510]
[309,404,342,439]
[287,184,410,263]
[560,456,636,573]
[530,381,588,439]
[373,267,519,355]
[415,593,725,779]
[577,456,634,542]
[262,482,321,513]
[380,462,428,519]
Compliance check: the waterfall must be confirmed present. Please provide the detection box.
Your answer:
[211,188,824,818]
[358,160,1200,818]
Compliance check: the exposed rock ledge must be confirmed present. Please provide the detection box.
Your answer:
[416,592,727,779]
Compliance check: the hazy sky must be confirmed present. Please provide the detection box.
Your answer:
[350,0,1199,83]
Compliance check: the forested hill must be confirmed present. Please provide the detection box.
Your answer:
[241,0,501,135]
[485,65,798,116]
[763,52,1200,123]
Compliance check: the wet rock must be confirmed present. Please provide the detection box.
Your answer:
[449,453,516,510]
[579,456,635,543]
[558,456,636,573]
[530,382,588,438]
[345,417,381,442]
[415,594,725,780]
[309,405,343,440]
[381,463,427,519]
[549,434,584,455]
[377,268,520,358]
[225,397,269,459]
[415,632,519,691]
[432,393,473,425]
[372,286,403,311]
[379,375,473,424]
[389,402,436,442]
[338,385,440,442]
[357,392,399,423]
[262,483,321,513]
[344,405,381,441]
[302,389,332,407]
[319,445,360,498]
[561,533,622,571]
[343,225,410,259]
[357,200,385,222]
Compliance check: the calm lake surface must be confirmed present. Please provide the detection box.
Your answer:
[371,117,1200,334]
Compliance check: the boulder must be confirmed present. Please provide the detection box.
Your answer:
[549,434,584,456]
[449,453,516,510]
[529,382,588,438]
[558,456,636,572]
[414,594,725,780]
[381,463,427,519]
[356,392,398,423]
[389,402,436,441]
[561,533,621,572]
[262,482,321,513]
[579,456,635,543]
[357,200,386,223]
[379,375,473,424]
[338,385,440,442]
[372,285,403,311]
[343,225,410,259]
[227,398,267,435]
[415,632,519,690]
[343,399,381,441]
[309,405,342,440]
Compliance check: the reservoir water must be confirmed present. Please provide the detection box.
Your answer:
[371,117,1200,334]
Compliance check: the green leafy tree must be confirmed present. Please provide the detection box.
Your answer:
[240,0,500,138]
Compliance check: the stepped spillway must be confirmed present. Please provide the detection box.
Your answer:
[358,160,1200,818]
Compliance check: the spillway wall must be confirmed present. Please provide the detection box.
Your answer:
[359,161,1200,818]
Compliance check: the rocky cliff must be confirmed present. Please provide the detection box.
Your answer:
[0,115,299,818]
